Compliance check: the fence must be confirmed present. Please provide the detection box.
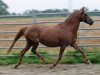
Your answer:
[0,12,100,49]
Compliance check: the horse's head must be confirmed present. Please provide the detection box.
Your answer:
[80,7,94,26]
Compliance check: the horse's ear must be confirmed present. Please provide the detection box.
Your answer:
[81,7,85,13]
[81,7,85,11]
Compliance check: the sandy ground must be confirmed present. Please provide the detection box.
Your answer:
[0,64,100,75]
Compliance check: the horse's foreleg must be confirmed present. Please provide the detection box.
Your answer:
[71,43,91,64]
[14,42,31,69]
[31,42,46,63]
[50,45,66,69]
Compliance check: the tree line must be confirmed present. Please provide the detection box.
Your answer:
[23,9,69,15]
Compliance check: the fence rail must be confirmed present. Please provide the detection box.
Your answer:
[0,44,100,49]
[0,36,100,41]
[0,28,100,34]
[0,20,100,26]
[0,11,100,18]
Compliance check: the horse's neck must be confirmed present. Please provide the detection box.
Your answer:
[63,16,81,33]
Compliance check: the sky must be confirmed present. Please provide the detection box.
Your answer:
[3,0,100,14]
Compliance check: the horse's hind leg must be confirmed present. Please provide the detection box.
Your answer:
[71,43,91,64]
[15,40,31,69]
[31,42,46,63]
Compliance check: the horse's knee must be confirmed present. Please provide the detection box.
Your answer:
[31,49,36,54]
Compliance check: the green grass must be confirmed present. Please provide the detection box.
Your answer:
[0,48,100,65]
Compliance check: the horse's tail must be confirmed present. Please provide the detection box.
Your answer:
[6,27,27,54]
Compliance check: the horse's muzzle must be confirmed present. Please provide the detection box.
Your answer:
[88,20,94,26]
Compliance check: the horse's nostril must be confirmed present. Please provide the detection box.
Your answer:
[90,20,94,24]
[92,21,94,24]
[89,20,94,25]
[88,19,94,25]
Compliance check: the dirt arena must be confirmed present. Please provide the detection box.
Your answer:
[0,64,100,75]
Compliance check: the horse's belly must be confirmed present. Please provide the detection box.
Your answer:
[39,39,59,47]
[39,28,61,47]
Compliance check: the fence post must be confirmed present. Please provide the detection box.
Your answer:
[81,25,86,51]
[32,13,37,23]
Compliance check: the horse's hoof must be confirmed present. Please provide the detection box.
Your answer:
[86,60,92,65]
[14,65,18,69]
[50,66,54,69]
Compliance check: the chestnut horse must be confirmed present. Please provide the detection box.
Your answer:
[7,7,94,69]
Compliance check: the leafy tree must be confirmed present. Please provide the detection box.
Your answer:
[94,9,99,11]
[62,9,69,12]
[23,9,40,15]
[0,0,9,15]
[11,13,16,15]
[42,9,64,13]
[42,9,55,13]
[23,9,70,15]
[53,9,62,13]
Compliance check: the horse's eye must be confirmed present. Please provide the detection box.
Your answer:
[85,14,87,16]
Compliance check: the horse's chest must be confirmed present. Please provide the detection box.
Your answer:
[67,37,76,44]
[60,34,77,45]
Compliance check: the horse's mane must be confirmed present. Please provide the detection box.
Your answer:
[65,10,79,22]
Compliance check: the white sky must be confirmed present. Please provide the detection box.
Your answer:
[3,0,100,14]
